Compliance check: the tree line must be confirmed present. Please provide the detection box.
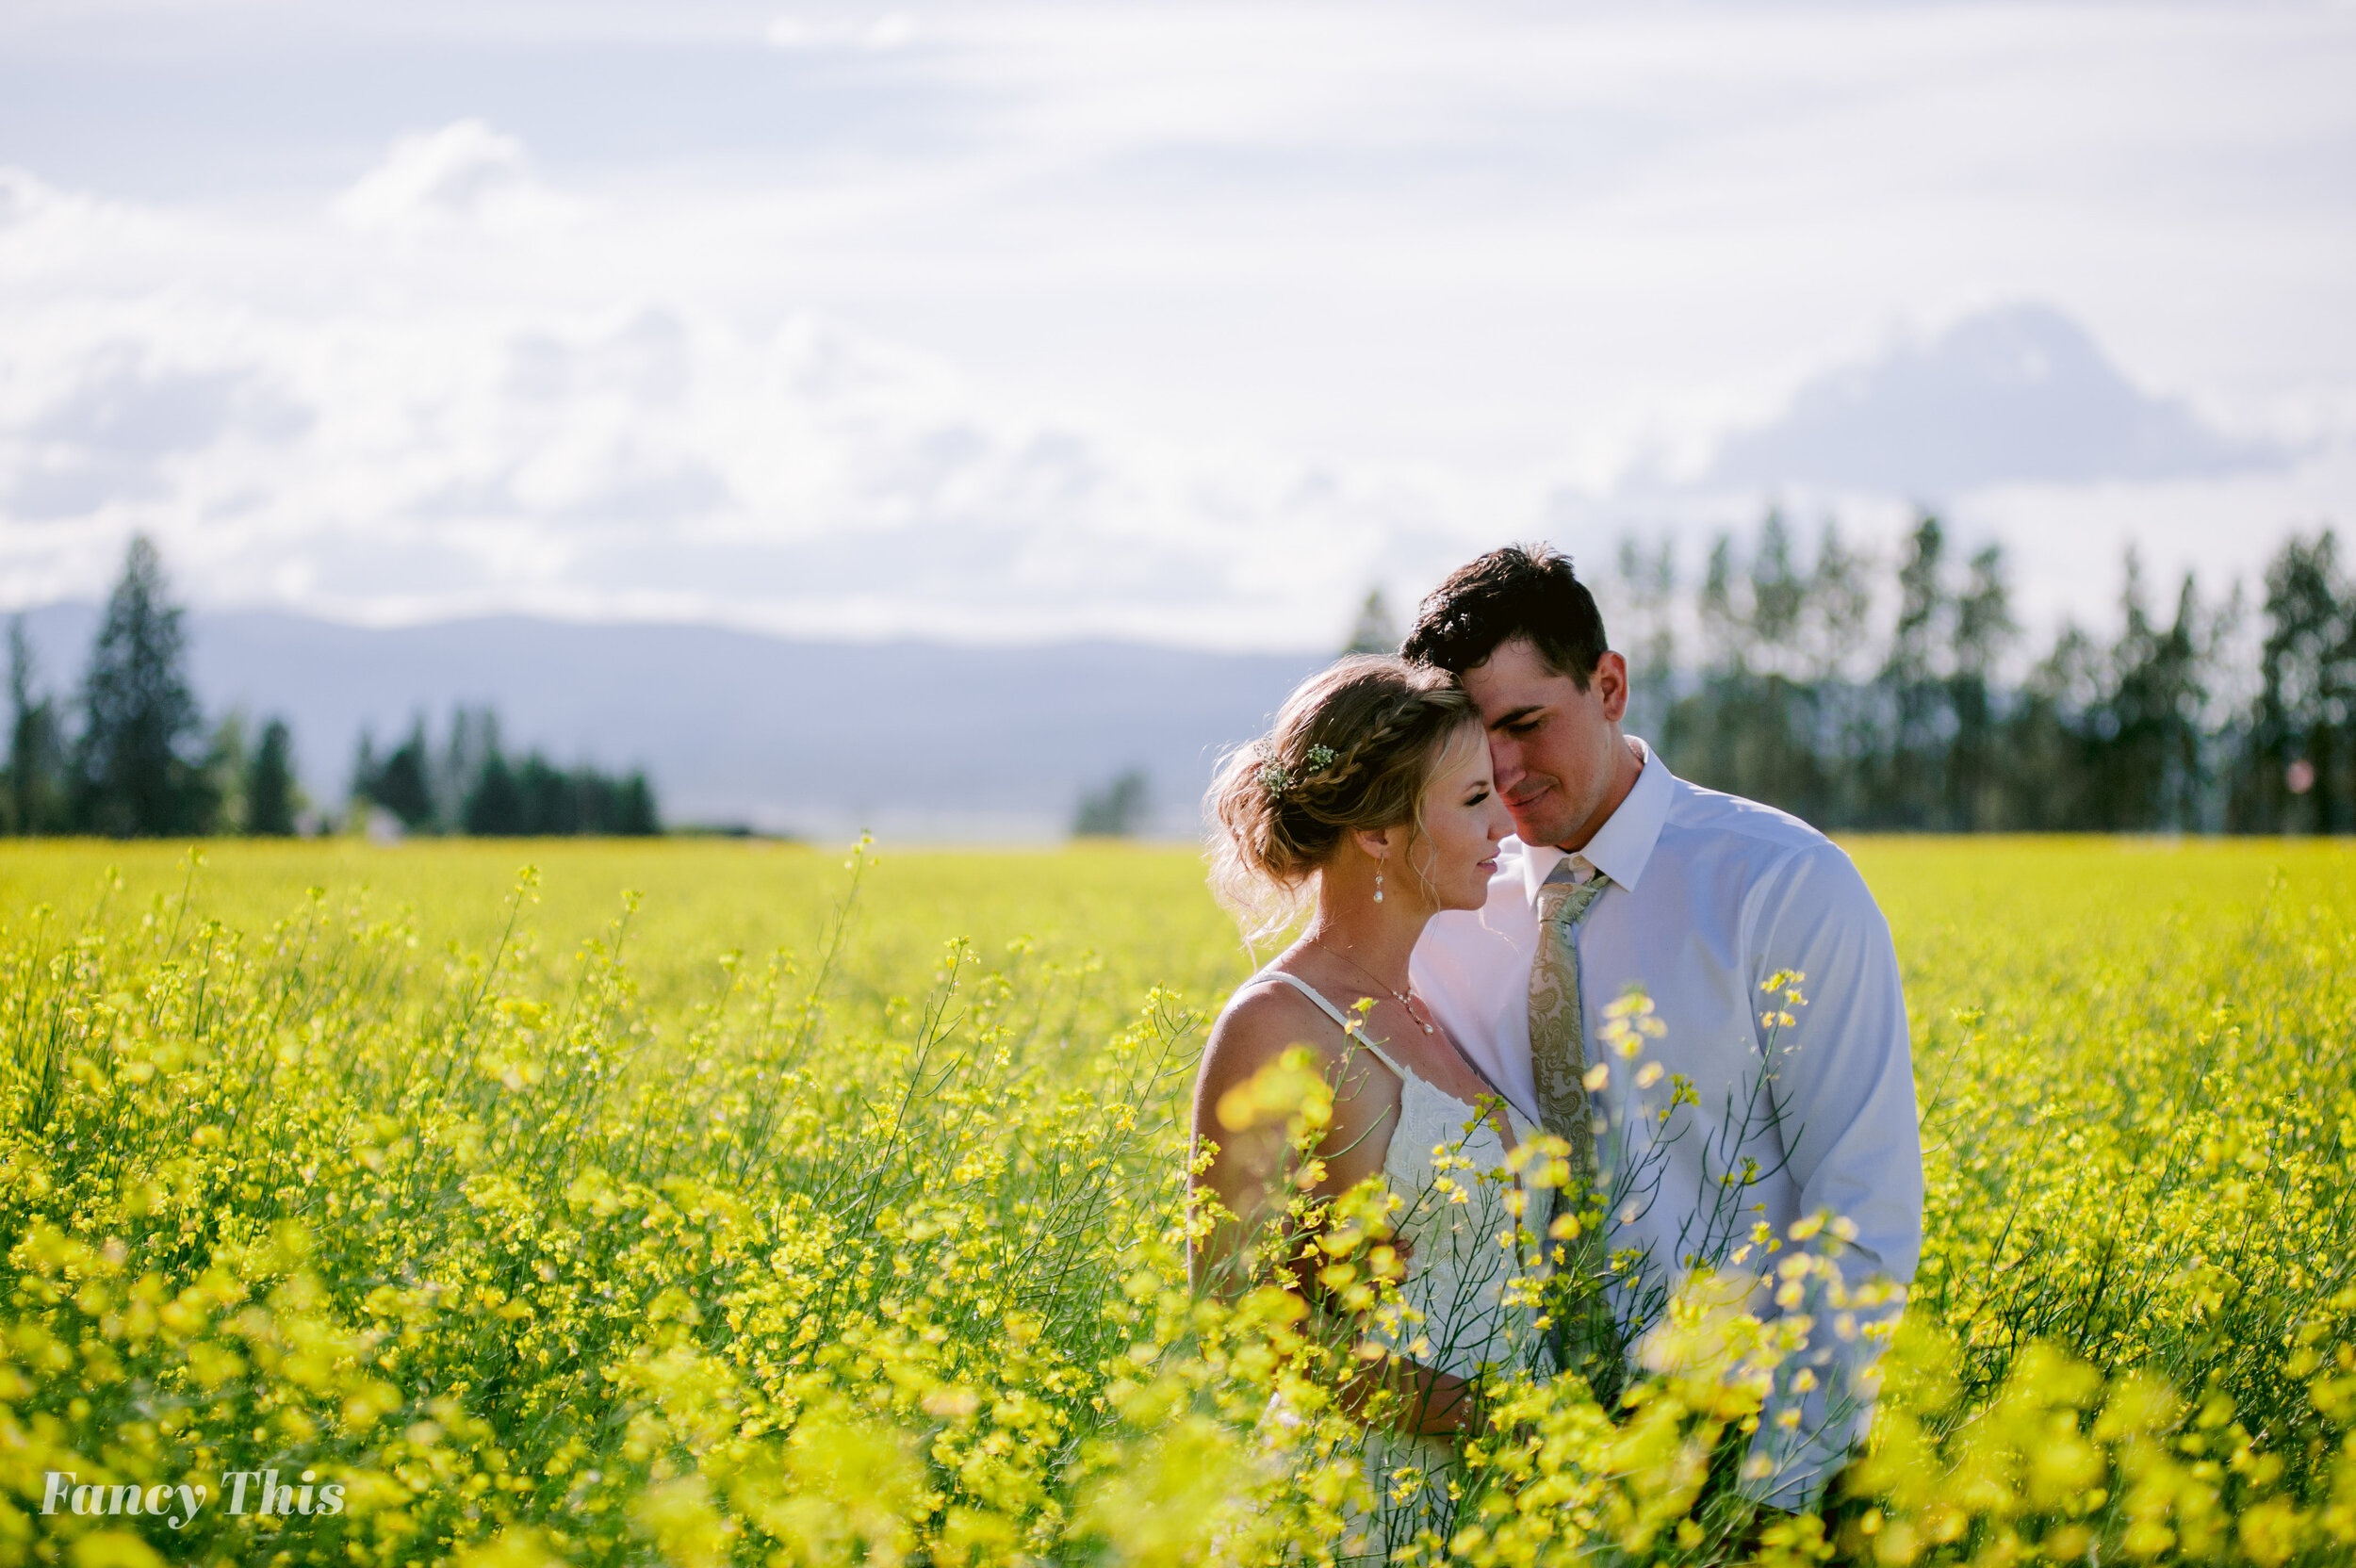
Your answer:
[2,536,661,840]
[352,710,658,838]
[5,538,301,837]
[1606,514,2350,834]
[15,526,2348,842]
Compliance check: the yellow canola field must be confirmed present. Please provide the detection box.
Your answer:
[3,837,2353,1566]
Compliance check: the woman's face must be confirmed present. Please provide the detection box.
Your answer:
[1407,725,1515,911]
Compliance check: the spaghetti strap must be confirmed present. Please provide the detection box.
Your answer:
[1235,970,1413,1079]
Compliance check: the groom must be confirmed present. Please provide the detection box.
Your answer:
[1400,545,1922,1512]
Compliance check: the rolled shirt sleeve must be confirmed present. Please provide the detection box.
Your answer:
[1741,841,1923,1507]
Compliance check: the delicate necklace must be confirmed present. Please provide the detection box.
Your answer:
[1308,939,1437,1036]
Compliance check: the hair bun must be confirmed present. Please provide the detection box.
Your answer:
[1207,655,1476,942]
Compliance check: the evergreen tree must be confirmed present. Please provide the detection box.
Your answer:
[2236,531,2348,833]
[611,773,660,836]
[204,712,249,836]
[1746,513,1807,666]
[1742,515,1831,821]
[1073,769,1151,838]
[246,717,299,836]
[74,535,212,838]
[515,755,578,835]
[2095,563,2208,831]
[1879,514,1952,828]
[6,617,69,835]
[352,705,660,838]
[1612,537,1679,739]
[1806,524,1879,823]
[1673,535,1761,806]
[354,717,436,830]
[1342,589,1400,656]
[565,760,659,835]
[2199,580,2252,834]
[1696,534,1749,675]
[464,751,527,836]
[436,708,499,827]
[1668,520,1841,826]
[1946,545,2015,830]
[2001,624,2102,830]
[1801,524,1874,684]
[1607,514,2278,836]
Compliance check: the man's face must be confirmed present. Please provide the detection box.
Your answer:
[1458,637,1629,849]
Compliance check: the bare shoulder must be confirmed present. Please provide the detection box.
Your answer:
[1195,975,1401,1196]
[1200,981,1348,1099]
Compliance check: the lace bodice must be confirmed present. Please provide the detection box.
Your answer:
[1234,970,1546,1381]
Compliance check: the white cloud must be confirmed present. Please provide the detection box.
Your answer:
[762,11,914,51]
[0,153,1469,645]
[0,4,2352,650]
[333,121,581,237]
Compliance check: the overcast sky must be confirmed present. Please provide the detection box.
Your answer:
[2,0,2352,651]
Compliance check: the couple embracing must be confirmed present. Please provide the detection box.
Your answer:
[1191,546,1924,1544]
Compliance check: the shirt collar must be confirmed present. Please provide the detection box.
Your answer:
[1517,736,1673,904]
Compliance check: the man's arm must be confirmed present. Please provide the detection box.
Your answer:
[1741,840,1924,1509]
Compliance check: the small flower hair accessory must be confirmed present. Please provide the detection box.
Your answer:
[1259,743,1340,799]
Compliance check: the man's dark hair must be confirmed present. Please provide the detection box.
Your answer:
[1399,544,1610,687]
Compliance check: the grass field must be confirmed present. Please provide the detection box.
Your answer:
[5,837,2354,1566]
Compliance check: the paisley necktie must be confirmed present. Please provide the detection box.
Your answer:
[1530,857,1622,1396]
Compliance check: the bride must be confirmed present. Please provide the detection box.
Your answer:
[1191,655,1546,1550]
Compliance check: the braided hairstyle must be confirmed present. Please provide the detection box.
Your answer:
[1207,654,1480,942]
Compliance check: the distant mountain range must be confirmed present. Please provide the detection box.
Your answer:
[8,607,1328,841]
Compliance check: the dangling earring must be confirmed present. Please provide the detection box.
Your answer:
[1373,864,1385,904]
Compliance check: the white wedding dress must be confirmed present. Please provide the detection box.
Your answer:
[1229,970,1548,1557]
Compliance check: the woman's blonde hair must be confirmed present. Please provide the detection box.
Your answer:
[1206,655,1479,942]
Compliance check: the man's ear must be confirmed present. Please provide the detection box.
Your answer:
[1594,651,1631,725]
